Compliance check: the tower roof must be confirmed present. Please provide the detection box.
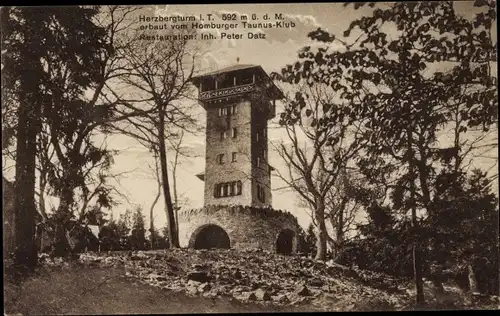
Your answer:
[191,64,284,100]
[193,64,259,79]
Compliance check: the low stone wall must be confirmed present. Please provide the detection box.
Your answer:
[178,205,300,253]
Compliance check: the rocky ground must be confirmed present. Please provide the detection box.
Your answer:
[45,248,497,312]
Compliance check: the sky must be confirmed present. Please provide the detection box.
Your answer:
[3,2,497,232]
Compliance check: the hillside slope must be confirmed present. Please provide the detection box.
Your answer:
[71,249,498,311]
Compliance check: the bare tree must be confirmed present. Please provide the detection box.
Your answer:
[273,84,365,260]
[170,130,185,220]
[168,130,202,228]
[111,25,201,248]
[324,169,364,258]
[143,150,162,249]
[141,127,201,249]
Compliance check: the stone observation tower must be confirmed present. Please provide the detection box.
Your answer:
[177,64,300,254]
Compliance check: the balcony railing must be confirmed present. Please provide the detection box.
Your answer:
[199,83,255,101]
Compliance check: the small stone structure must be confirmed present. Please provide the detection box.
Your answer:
[178,64,300,254]
[178,205,299,254]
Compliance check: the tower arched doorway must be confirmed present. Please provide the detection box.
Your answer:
[276,229,295,255]
[190,224,231,249]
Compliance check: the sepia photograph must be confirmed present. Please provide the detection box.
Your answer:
[2,2,499,313]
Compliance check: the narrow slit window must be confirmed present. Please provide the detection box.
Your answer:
[232,152,237,162]
[220,131,227,140]
[256,184,265,203]
[217,154,225,164]
[232,127,238,138]
[236,181,242,195]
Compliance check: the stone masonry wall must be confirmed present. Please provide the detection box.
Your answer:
[251,98,272,208]
[178,205,300,253]
[204,98,253,206]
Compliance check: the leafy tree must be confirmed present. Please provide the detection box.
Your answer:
[38,6,146,256]
[425,168,499,295]
[149,226,170,249]
[274,0,497,304]
[1,6,114,266]
[130,207,146,250]
[39,9,112,256]
[157,226,171,249]
[304,223,318,257]
[148,227,159,250]
[341,166,498,297]
[341,204,414,278]
[115,209,132,250]
[99,221,120,252]
[2,6,46,268]
[296,224,315,257]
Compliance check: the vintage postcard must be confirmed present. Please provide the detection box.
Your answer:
[2,2,499,313]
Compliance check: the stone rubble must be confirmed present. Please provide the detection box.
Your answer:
[72,250,497,311]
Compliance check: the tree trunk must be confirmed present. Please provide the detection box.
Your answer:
[149,219,155,250]
[149,186,160,250]
[172,139,180,242]
[468,263,480,294]
[335,205,345,258]
[158,105,179,248]
[53,186,76,256]
[408,124,425,305]
[149,153,162,250]
[14,113,38,269]
[38,176,48,221]
[432,279,445,294]
[13,9,42,269]
[314,201,328,261]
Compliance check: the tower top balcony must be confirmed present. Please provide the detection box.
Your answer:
[190,64,284,115]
